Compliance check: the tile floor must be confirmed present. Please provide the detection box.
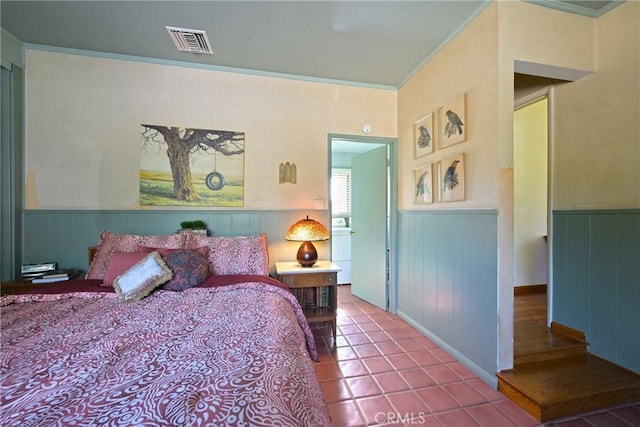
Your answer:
[310,285,640,427]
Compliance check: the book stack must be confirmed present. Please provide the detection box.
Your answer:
[21,262,81,283]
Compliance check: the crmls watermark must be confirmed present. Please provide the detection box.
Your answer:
[375,412,429,424]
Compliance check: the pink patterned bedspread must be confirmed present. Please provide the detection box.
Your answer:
[0,280,331,426]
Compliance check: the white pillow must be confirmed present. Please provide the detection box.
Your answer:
[113,251,173,303]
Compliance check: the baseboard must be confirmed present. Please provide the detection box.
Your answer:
[514,284,547,296]
[550,321,587,343]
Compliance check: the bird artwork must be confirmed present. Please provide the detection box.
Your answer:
[417,125,431,149]
[444,110,464,138]
[415,170,430,198]
[442,159,461,192]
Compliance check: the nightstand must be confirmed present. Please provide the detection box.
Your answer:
[0,279,34,295]
[275,260,341,339]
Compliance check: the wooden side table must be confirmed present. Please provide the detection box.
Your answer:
[275,260,341,340]
[1,279,38,295]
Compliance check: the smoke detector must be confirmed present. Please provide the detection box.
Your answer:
[166,26,213,55]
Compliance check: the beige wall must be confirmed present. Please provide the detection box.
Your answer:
[398,4,499,210]
[552,1,640,209]
[23,50,397,210]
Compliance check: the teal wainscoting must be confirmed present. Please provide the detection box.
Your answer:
[553,209,640,373]
[21,210,329,275]
[397,210,499,386]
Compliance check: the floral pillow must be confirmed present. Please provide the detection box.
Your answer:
[113,252,173,303]
[159,249,210,291]
[184,233,269,276]
[87,231,185,282]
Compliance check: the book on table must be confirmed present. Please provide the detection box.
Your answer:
[28,269,81,284]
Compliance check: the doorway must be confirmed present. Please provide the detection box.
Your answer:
[328,134,397,312]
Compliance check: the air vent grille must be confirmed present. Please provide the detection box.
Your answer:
[166,26,213,55]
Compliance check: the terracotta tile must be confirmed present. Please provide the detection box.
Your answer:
[407,350,441,367]
[334,335,351,348]
[466,403,518,426]
[374,371,411,394]
[423,364,461,384]
[327,400,365,427]
[448,361,478,380]
[356,395,395,425]
[358,321,382,332]
[386,390,430,415]
[415,386,460,413]
[413,335,439,349]
[352,343,382,358]
[346,375,382,399]
[315,361,343,381]
[435,408,481,426]
[366,330,392,343]
[334,345,359,361]
[430,347,456,363]
[493,400,541,427]
[363,356,395,374]
[467,378,508,402]
[345,333,373,346]
[339,359,370,378]
[581,411,636,427]
[337,316,355,326]
[320,379,352,403]
[375,341,404,355]
[377,319,400,330]
[442,381,487,407]
[341,324,364,335]
[395,338,425,352]
[386,353,419,371]
[610,405,640,425]
[398,368,437,389]
[385,328,413,340]
[351,314,373,325]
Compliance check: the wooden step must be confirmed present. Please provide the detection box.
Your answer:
[514,321,588,366]
[498,353,640,422]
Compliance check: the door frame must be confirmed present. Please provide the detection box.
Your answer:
[514,87,554,326]
[328,134,398,313]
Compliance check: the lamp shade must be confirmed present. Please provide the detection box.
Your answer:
[285,216,329,267]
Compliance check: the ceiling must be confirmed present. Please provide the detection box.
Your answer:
[1,1,623,88]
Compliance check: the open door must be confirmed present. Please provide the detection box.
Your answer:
[350,146,388,309]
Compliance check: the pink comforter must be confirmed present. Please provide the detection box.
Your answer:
[0,279,331,426]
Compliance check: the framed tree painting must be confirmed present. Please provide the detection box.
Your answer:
[438,153,465,202]
[414,112,435,158]
[439,94,466,148]
[413,163,433,204]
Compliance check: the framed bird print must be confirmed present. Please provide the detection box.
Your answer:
[413,163,433,204]
[439,94,466,149]
[414,112,435,158]
[438,153,465,202]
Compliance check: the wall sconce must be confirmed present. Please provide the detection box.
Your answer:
[285,215,329,267]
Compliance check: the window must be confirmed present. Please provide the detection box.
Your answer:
[331,169,351,218]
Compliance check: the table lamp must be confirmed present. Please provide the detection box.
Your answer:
[285,215,329,267]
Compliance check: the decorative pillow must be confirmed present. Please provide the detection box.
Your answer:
[103,251,149,288]
[184,233,269,276]
[137,246,209,258]
[113,252,173,303]
[159,249,210,291]
[87,231,185,282]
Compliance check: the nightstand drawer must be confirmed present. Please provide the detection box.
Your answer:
[280,272,336,288]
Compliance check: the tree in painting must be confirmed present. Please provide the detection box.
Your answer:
[141,125,244,202]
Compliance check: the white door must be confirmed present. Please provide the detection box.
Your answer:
[351,146,387,309]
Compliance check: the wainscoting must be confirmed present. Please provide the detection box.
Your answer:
[396,210,499,385]
[21,209,330,274]
[552,209,640,374]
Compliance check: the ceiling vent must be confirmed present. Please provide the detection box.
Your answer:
[166,26,213,55]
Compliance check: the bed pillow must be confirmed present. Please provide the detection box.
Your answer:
[103,251,150,288]
[87,231,185,282]
[113,252,173,303]
[184,233,269,276]
[159,249,210,291]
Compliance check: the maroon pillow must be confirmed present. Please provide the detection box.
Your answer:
[103,252,150,288]
[137,246,209,258]
[159,249,210,291]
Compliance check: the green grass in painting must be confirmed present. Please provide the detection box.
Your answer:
[139,170,244,206]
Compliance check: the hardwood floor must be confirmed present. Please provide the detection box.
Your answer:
[498,286,640,423]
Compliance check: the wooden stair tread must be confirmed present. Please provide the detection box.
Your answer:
[499,354,640,404]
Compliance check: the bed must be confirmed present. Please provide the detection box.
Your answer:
[1,231,332,426]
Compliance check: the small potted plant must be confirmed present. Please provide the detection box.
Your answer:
[178,220,208,235]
